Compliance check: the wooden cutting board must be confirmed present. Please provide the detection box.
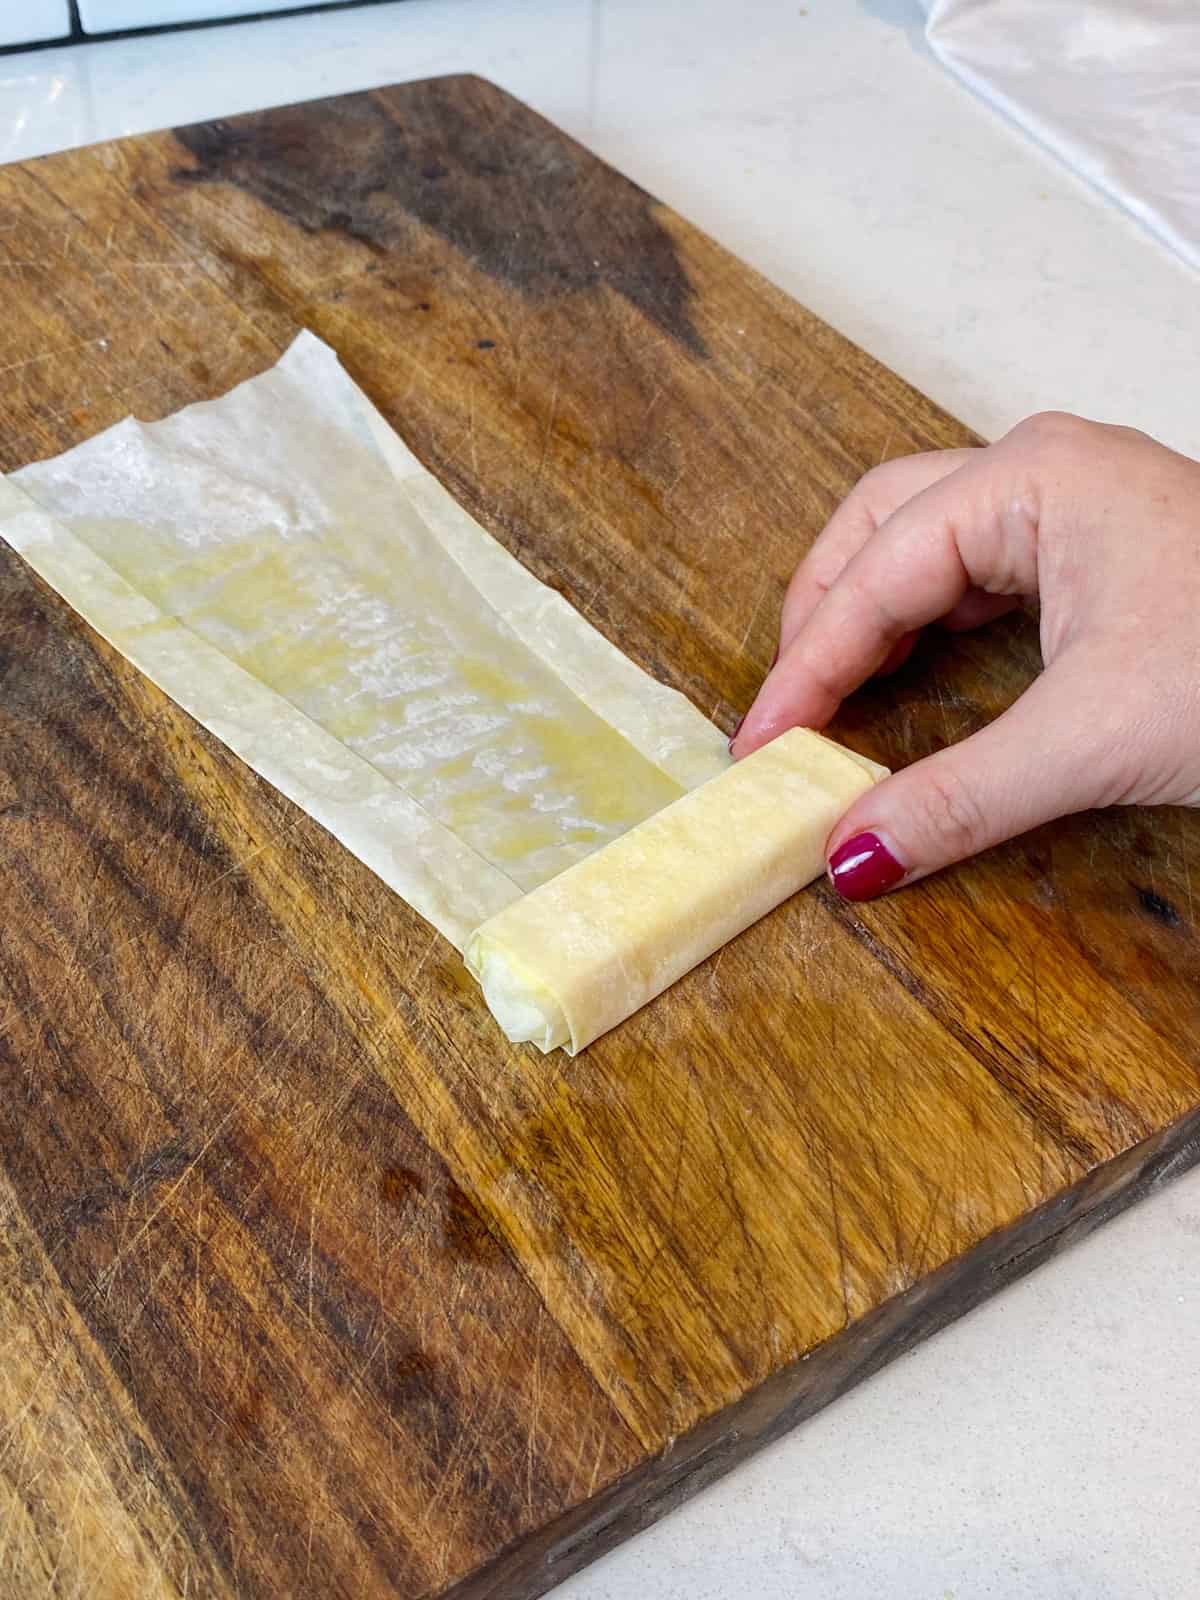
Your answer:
[2,74,1199,1600]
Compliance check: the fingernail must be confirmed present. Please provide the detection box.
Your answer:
[727,714,745,754]
[828,832,906,901]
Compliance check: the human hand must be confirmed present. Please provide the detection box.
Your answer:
[729,412,1200,899]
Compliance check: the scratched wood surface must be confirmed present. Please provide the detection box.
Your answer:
[2,75,1200,1600]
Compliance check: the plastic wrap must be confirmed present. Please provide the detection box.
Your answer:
[924,0,1200,272]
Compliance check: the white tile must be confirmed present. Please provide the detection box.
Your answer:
[581,0,1200,459]
[79,0,317,28]
[0,0,71,48]
[0,49,91,161]
[81,0,593,148]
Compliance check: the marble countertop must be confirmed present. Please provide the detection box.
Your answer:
[3,3,1197,1595]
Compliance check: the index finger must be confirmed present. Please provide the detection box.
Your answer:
[779,447,977,652]
[734,445,1040,754]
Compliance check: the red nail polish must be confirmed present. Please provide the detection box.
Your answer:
[828,832,906,900]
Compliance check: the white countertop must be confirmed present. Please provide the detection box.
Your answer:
[3,3,1197,1595]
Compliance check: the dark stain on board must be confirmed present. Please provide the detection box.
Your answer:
[378,1163,425,1215]
[1134,884,1183,929]
[443,1179,504,1265]
[171,77,708,355]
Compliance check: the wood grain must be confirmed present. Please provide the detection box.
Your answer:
[1,75,1198,1598]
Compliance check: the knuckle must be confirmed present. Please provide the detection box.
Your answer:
[853,454,932,510]
[912,763,989,860]
[843,463,895,524]
[1006,409,1096,460]
[794,641,846,706]
[855,460,901,497]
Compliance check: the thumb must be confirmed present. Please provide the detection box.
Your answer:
[825,667,1119,899]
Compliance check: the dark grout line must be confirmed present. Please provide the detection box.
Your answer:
[1,0,406,57]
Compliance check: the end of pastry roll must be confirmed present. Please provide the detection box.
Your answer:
[464,931,570,1052]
